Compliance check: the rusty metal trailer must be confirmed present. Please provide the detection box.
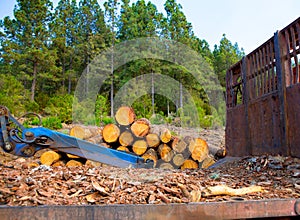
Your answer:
[226,17,300,158]
[0,199,299,220]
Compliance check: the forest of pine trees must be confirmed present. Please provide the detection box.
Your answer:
[0,0,244,128]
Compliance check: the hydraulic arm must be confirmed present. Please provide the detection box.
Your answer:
[0,105,152,168]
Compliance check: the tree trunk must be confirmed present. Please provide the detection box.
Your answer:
[30,61,38,101]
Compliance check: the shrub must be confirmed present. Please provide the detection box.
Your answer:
[42,116,62,130]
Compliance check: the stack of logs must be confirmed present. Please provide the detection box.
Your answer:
[40,106,216,169]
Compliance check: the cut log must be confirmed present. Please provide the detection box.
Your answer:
[145,133,160,148]
[171,136,188,153]
[188,138,209,163]
[66,160,83,167]
[201,155,216,169]
[157,162,174,169]
[181,159,198,170]
[98,142,111,148]
[172,153,185,167]
[115,106,136,126]
[119,131,134,146]
[27,162,39,168]
[130,118,150,137]
[67,153,80,159]
[40,151,61,166]
[215,148,227,159]
[158,144,174,162]
[86,134,103,145]
[52,161,65,167]
[85,160,102,167]
[102,123,120,143]
[69,125,94,140]
[160,128,172,143]
[116,146,130,152]
[132,139,148,155]
[202,185,263,197]
[142,148,158,167]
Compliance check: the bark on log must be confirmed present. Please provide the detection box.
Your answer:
[115,106,136,126]
[118,131,134,147]
[180,159,198,170]
[145,133,160,148]
[188,138,209,162]
[102,124,120,143]
[158,144,174,162]
[40,151,61,166]
[132,139,148,155]
[130,118,150,137]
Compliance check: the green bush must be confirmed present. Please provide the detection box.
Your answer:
[0,74,29,115]
[42,116,62,130]
[149,113,166,125]
[44,94,73,123]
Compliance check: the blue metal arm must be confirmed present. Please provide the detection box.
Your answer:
[0,106,153,169]
[28,127,150,168]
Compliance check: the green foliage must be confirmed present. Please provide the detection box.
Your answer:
[44,94,73,123]
[0,0,242,128]
[0,74,29,115]
[42,117,63,130]
[213,34,245,87]
[149,113,166,125]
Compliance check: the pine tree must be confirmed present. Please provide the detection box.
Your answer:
[1,0,57,101]
[50,0,79,93]
[213,34,245,87]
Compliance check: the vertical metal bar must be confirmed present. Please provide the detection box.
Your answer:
[274,31,289,155]
[242,57,251,155]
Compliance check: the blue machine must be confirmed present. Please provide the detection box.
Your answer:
[0,105,152,168]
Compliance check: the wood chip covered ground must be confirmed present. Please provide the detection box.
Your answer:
[0,151,299,206]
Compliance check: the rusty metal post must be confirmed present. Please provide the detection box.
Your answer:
[242,57,251,155]
[274,31,289,155]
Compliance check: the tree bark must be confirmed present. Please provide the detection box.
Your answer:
[30,61,38,101]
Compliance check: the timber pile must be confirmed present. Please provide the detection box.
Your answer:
[39,106,219,169]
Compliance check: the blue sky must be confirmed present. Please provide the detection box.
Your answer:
[1,0,300,53]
